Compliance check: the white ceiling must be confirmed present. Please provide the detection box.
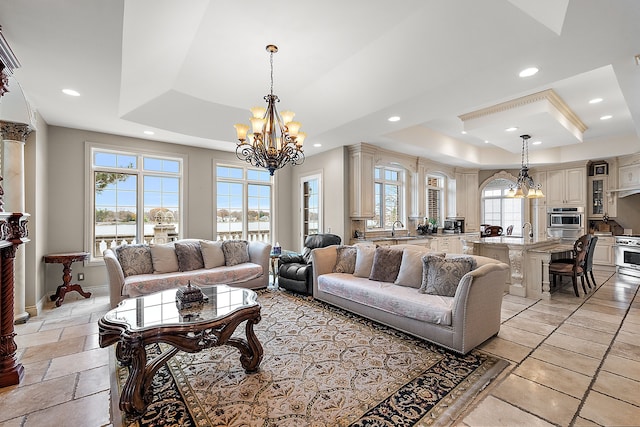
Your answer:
[1,0,639,169]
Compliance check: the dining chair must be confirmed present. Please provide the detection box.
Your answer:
[583,235,598,289]
[506,225,514,235]
[549,234,590,297]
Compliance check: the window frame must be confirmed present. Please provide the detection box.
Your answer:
[480,176,525,235]
[85,143,185,263]
[426,173,446,226]
[367,165,405,230]
[215,162,274,243]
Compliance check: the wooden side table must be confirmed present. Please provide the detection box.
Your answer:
[44,252,91,307]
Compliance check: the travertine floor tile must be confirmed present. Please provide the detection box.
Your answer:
[14,328,62,348]
[0,375,76,422]
[492,374,580,426]
[76,365,111,398]
[531,344,600,376]
[514,358,592,398]
[463,395,554,427]
[479,337,531,363]
[580,391,640,426]
[592,370,640,406]
[566,313,619,333]
[503,316,557,336]
[496,324,546,348]
[545,333,609,359]
[44,348,110,380]
[609,341,640,362]
[60,322,99,340]
[39,314,92,331]
[601,354,640,382]
[515,309,567,326]
[553,323,614,346]
[23,390,111,427]
[19,336,86,365]
[616,329,640,347]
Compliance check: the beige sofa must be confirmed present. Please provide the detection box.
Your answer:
[312,244,509,354]
[104,239,271,308]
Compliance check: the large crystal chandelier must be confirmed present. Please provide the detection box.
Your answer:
[233,45,305,176]
[507,134,545,198]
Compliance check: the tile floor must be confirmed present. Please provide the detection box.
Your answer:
[0,270,638,426]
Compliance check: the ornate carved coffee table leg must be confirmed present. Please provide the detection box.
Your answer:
[117,336,179,417]
[228,315,263,373]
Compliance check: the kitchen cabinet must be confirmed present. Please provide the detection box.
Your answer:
[592,235,614,267]
[431,235,463,254]
[587,176,616,218]
[455,172,479,232]
[545,167,586,206]
[348,144,376,218]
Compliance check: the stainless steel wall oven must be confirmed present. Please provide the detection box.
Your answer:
[547,207,584,242]
[615,236,640,278]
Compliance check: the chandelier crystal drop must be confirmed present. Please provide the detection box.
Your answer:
[506,134,545,199]
[233,44,305,176]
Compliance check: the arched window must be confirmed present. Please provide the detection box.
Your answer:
[481,177,524,235]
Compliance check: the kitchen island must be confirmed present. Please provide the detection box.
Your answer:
[462,235,566,299]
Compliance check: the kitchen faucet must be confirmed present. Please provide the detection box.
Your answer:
[523,222,533,238]
[391,220,404,237]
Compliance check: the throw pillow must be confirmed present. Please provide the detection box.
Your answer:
[222,240,250,266]
[174,241,205,272]
[369,246,403,283]
[200,240,225,269]
[419,255,476,296]
[353,244,377,278]
[395,250,446,288]
[115,244,153,277]
[150,243,179,273]
[333,246,357,274]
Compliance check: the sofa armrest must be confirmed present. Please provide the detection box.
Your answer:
[103,248,125,308]
[451,262,509,352]
[279,253,305,264]
[311,245,339,295]
[248,241,272,282]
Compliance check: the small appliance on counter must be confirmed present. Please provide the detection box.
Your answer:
[444,217,465,233]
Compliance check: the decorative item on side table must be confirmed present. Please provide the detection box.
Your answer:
[176,281,207,310]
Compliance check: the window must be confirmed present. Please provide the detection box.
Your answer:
[481,178,524,234]
[368,166,403,229]
[90,148,182,260]
[426,174,444,225]
[216,165,272,242]
[301,174,322,244]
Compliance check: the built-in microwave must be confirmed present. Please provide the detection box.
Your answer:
[547,207,584,241]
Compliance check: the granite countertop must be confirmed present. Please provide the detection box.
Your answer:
[467,235,561,247]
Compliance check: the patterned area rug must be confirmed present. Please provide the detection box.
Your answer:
[116,290,508,426]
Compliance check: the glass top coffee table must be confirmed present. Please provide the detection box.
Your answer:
[98,284,263,418]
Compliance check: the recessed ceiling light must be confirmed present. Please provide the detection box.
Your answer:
[62,88,80,96]
[519,67,539,78]
[505,127,518,132]
[313,143,322,148]
[600,115,613,120]
[461,131,467,135]
[484,140,489,144]
[387,116,401,122]
[589,98,603,104]
[143,130,155,135]
[532,140,542,145]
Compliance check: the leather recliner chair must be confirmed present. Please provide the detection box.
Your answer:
[277,233,342,295]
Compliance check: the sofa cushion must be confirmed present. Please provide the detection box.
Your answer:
[200,240,225,268]
[420,255,476,296]
[333,246,357,274]
[123,263,263,297]
[222,240,250,266]
[150,243,179,274]
[115,244,154,277]
[318,274,454,325]
[394,249,428,288]
[369,246,403,283]
[175,241,205,272]
[353,244,376,278]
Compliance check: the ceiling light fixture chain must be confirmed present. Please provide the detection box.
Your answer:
[507,134,544,199]
[233,44,305,176]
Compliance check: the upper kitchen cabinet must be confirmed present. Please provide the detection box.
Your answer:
[455,171,479,232]
[587,160,617,219]
[544,166,586,207]
[348,144,376,218]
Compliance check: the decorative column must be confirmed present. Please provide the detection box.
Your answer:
[0,212,29,387]
[0,121,32,323]
[507,245,526,297]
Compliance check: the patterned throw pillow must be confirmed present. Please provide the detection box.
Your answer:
[222,240,250,266]
[200,240,225,269]
[419,255,476,296]
[368,246,403,283]
[333,246,357,274]
[115,244,154,277]
[175,241,205,272]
